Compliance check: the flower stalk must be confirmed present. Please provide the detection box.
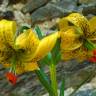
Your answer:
[50,62,58,96]
[49,57,58,96]
[35,69,55,96]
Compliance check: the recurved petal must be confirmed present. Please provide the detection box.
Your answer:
[65,13,90,37]
[61,27,83,51]
[0,38,13,64]
[32,32,59,62]
[58,18,69,31]
[15,29,40,61]
[15,29,39,50]
[0,19,16,46]
[0,20,14,64]
[88,17,96,41]
[89,16,96,33]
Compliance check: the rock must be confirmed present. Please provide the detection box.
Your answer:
[0,0,8,12]
[9,0,21,4]
[0,60,96,96]
[74,89,93,96]
[34,18,59,36]
[70,83,96,96]
[77,0,96,5]
[63,62,96,89]
[9,0,27,4]
[30,0,96,24]
[0,0,3,5]
[31,0,76,24]
[0,11,4,20]
[13,3,25,11]
[3,11,14,20]
[65,88,74,96]
[22,0,50,13]
[82,4,96,15]
[14,10,31,26]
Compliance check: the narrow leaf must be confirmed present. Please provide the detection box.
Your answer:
[19,26,30,33]
[60,79,65,96]
[51,39,61,64]
[84,39,96,50]
[35,69,55,96]
[35,25,43,39]
[15,26,30,39]
[39,53,52,66]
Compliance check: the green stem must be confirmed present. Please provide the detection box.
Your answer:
[35,69,55,96]
[50,63,58,96]
[10,56,16,74]
[60,79,65,96]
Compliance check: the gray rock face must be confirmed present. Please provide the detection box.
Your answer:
[31,0,76,24]
[0,60,96,96]
[82,4,96,15]
[77,0,96,5]
[58,60,96,89]
[22,0,51,13]
[30,0,96,24]
[31,3,63,24]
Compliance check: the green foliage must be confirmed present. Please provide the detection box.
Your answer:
[19,26,30,33]
[51,39,61,65]
[35,25,43,39]
[84,39,96,50]
[60,79,65,96]
[35,69,55,96]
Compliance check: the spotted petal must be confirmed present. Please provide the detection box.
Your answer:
[65,13,90,37]
[0,19,16,46]
[0,20,16,64]
[15,29,40,62]
[61,46,91,62]
[89,16,96,33]
[61,27,83,51]
[88,16,96,41]
[58,18,69,31]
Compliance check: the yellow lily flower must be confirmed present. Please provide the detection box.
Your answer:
[0,19,58,74]
[58,13,96,61]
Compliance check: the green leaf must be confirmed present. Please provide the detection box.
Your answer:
[84,39,96,50]
[60,79,65,96]
[51,39,61,64]
[35,25,43,39]
[14,26,30,40]
[19,26,30,33]
[50,63,58,96]
[35,69,55,96]
[39,52,53,66]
